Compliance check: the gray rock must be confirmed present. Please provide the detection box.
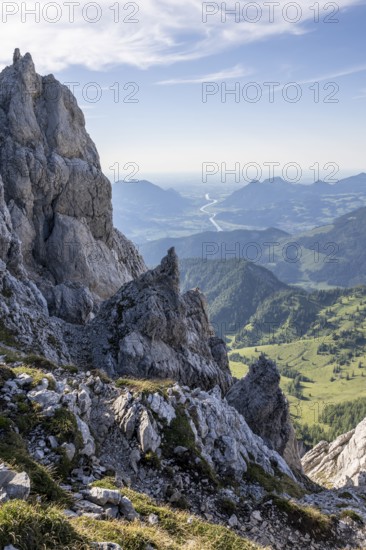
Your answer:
[48,435,58,449]
[28,389,61,409]
[104,506,119,519]
[226,354,302,471]
[77,386,92,417]
[87,487,121,506]
[15,373,33,386]
[119,495,139,521]
[138,410,161,453]
[251,510,263,522]
[302,417,366,488]
[2,471,30,501]
[75,414,95,457]
[0,50,146,321]
[74,500,104,514]
[63,509,78,518]
[228,514,239,527]
[91,544,122,550]
[33,449,45,461]
[88,248,233,391]
[61,442,76,462]
[0,466,15,487]
[148,513,159,525]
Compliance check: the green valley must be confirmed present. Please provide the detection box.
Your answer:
[228,286,366,445]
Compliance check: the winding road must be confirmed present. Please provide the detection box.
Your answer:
[200,193,223,232]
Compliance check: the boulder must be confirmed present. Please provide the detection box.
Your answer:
[87,487,122,506]
[0,465,30,502]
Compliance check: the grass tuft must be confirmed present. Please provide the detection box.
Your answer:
[339,509,364,524]
[0,501,87,550]
[116,377,173,396]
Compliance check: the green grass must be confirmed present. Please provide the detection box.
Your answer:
[0,425,71,506]
[162,404,218,487]
[0,320,17,347]
[229,291,366,438]
[0,441,71,505]
[45,408,83,447]
[0,501,87,550]
[244,463,305,499]
[86,480,262,550]
[0,364,15,388]
[0,345,23,363]
[23,355,57,371]
[0,483,263,550]
[116,377,173,396]
[230,339,366,432]
[12,365,56,390]
[269,496,334,540]
[339,509,363,524]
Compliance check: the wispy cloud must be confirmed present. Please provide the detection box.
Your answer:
[298,64,366,84]
[155,64,252,85]
[353,88,366,100]
[0,0,363,72]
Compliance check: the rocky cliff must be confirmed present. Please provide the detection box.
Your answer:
[0,50,145,323]
[302,417,366,489]
[0,50,232,393]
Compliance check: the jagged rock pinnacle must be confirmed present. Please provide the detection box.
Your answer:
[227,354,302,471]
[13,48,21,63]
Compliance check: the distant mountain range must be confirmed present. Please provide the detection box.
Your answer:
[179,258,288,336]
[220,174,366,209]
[113,180,192,216]
[215,174,366,233]
[140,227,288,266]
[112,180,195,241]
[293,207,366,287]
[143,206,366,289]
[112,173,366,244]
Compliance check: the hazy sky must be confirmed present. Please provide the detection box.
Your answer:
[1,0,366,183]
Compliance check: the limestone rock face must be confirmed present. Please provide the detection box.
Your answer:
[0,174,23,275]
[0,50,145,318]
[89,379,296,484]
[87,248,233,392]
[302,417,366,488]
[226,354,302,471]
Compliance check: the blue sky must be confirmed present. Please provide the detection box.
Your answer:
[1,0,366,184]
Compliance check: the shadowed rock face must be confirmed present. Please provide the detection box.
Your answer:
[87,248,233,392]
[226,354,302,471]
[0,50,145,320]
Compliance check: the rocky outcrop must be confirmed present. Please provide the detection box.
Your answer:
[0,359,294,494]
[2,352,366,549]
[0,50,145,320]
[302,418,366,488]
[226,354,302,471]
[0,464,30,502]
[87,247,233,392]
[0,172,71,361]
